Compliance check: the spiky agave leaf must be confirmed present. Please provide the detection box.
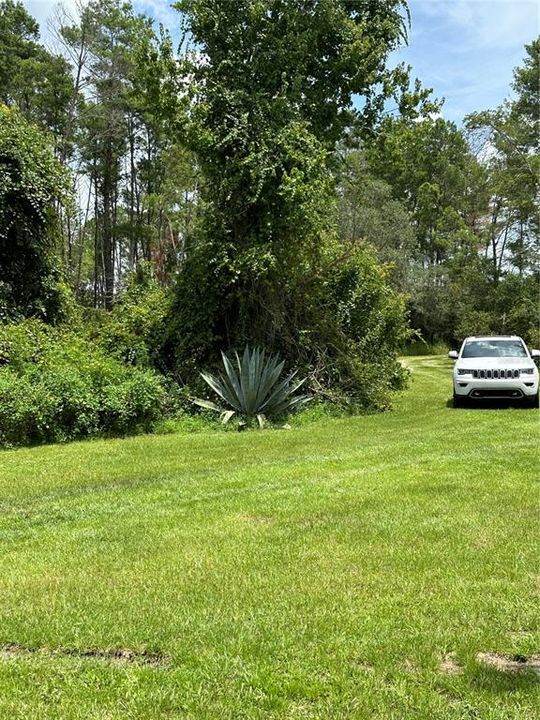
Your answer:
[270,393,311,416]
[242,345,259,414]
[192,397,224,412]
[221,351,245,408]
[200,370,242,412]
[254,352,284,409]
[259,371,303,413]
[220,410,236,424]
[196,346,310,425]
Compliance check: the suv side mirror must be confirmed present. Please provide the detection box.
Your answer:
[448,350,459,360]
[531,349,540,359]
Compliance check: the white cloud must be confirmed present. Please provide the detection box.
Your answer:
[413,0,538,51]
[395,0,539,122]
[137,0,178,29]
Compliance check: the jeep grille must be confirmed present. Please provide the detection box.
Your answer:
[472,369,520,379]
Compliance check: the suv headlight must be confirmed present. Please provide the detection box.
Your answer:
[520,368,534,375]
[457,369,472,375]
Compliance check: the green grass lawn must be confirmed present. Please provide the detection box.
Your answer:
[0,356,538,719]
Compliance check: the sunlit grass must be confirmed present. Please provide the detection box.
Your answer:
[0,357,538,719]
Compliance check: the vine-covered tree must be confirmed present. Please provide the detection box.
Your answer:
[0,106,70,322]
[162,0,426,400]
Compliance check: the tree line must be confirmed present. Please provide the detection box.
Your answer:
[1,0,538,409]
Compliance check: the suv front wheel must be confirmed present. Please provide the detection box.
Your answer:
[526,392,539,409]
[453,392,468,408]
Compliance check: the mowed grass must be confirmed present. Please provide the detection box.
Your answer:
[0,357,538,719]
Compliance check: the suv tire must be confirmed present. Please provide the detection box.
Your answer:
[453,392,467,408]
[526,392,539,409]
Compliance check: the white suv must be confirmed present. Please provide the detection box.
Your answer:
[449,336,539,408]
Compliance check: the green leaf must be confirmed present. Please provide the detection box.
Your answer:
[192,397,223,412]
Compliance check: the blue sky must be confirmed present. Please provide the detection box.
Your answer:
[395,0,539,122]
[25,0,539,123]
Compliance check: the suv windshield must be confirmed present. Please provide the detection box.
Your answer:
[461,340,528,358]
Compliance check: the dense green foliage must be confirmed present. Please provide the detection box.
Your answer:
[165,241,409,407]
[337,153,416,293]
[0,0,73,138]
[88,264,172,368]
[0,357,538,719]
[0,319,165,447]
[352,41,539,347]
[0,106,69,322]
[0,0,538,446]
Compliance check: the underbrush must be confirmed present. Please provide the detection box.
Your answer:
[154,412,225,435]
[0,263,412,448]
[84,265,172,369]
[401,340,449,356]
[0,319,165,448]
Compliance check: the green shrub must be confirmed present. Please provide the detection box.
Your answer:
[0,106,70,324]
[89,264,172,369]
[163,241,410,410]
[299,241,410,409]
[0,320,165,448]
[0,318,54,370]
[401,340,449,357]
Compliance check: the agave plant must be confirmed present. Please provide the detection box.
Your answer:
[193,346,310,427]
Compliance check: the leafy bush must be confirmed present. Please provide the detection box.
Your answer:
[297,241,410,409]
[400,340,449,357]
[0,317,54,370]
[87,264,172,369]
[163,241,409,410]
[0,106,70,323]
[195,346,310,427]
[0,319,165,448]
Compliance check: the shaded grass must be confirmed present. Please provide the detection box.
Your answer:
[0,356,538,718]
[400,340,450,357]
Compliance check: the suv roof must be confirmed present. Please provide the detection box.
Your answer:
[465,335,521,340]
